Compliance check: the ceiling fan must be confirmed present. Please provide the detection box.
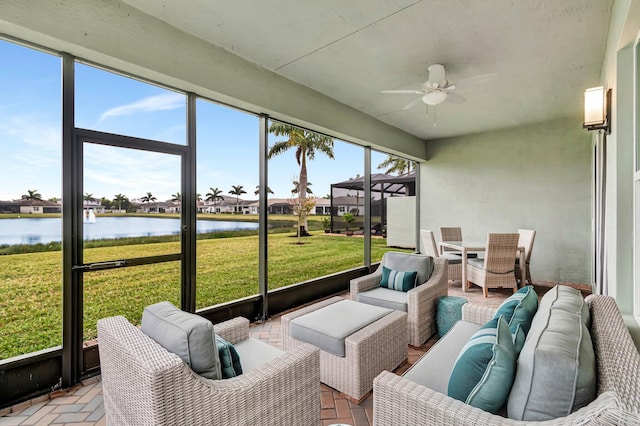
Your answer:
[381,64,494,126]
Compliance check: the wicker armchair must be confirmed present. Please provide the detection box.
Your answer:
[515,229,536,285]
[420,229,462,282]
[97,315,320,426]
[350,253,448,346]
[467,233,519,297]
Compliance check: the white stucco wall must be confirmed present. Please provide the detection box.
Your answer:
[420,117,592,284]
[386,196,416,249]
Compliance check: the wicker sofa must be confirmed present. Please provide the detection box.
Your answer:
[373,293,640,425]
[98,315,320,426]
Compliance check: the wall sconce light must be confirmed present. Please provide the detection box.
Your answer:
[583,86,611,134]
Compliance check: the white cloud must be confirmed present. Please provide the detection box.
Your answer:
[0,114,60,150]
[99,92,185,121]
[83,144,181,201]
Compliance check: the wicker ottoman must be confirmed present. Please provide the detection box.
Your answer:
[436,295,468,336]
[281,296,407,403]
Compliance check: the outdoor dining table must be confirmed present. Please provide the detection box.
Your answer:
[438,240,526,292]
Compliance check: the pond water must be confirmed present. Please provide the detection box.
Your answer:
[0,217,260,245]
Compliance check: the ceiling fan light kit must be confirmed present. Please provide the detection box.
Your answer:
[423,91,448,106]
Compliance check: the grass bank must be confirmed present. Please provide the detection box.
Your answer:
[0,231,410,359]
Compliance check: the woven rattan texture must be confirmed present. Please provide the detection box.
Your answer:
[98,315,321,426]
[420,229,462,282]
[281,296,407,402]
[373,294,640,425]
[467,233,519,297]
[350,257,448,346]
[440,227,462,253]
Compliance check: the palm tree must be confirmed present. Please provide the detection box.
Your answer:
[268,122,334,232]
[171,192,181,203]
[21,189,42,201]
[291,180,313,195]
[205,187,224,213]
[377,155,415,175]
[254,185,274,196]
[141,192,156,203]
[113,193,127,211]
[83,193,95,203]
[229,185,247,214]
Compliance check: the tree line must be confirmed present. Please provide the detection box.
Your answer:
[19,124,414,222]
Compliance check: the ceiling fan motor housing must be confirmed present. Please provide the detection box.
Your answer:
[427,63,447,87]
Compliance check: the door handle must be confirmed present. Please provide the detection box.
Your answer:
[72,260,127,271]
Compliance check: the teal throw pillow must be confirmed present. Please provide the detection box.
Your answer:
[447,316,517,413]
[493,285,538,336]
[512,323,526,354]
[380,266,417,292]
[215,335,243,378]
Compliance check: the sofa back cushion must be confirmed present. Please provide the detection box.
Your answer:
[382,251,434,285]
[507,285,596,421]
[141,301,222,380]
[447,316,517,414]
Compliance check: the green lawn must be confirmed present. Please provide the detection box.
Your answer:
[0,231,410,359]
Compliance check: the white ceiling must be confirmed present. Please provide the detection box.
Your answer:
[122,0,613,140]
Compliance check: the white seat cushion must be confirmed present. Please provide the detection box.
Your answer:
[403,320,482,394]
[234,338,284,373]
[290,300,392,356]
[357,287,408,312]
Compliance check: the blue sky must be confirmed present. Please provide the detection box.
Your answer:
[0,39,393,202]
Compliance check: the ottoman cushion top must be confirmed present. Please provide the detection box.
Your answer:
[290,300,392,357]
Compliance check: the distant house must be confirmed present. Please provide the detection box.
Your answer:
[83,200,106,214]
[267,199,293,215]
[331,196,363,216]
[0,200,20,213]
[201,195,253,214]
[138,201,179,214]
[246,198,327,215]
[244,197,334,215]
[312,198,331,215]
[7,199,63,214]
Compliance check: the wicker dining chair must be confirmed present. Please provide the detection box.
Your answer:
[515,229,536,285]
[439,227,462,253]
[466,233,519,297]
[420,230,462,283]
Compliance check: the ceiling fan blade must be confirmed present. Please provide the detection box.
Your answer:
[450,73,497,90]
[402,96,426,110]
[445,92,467,104]
[381,89,423,94]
